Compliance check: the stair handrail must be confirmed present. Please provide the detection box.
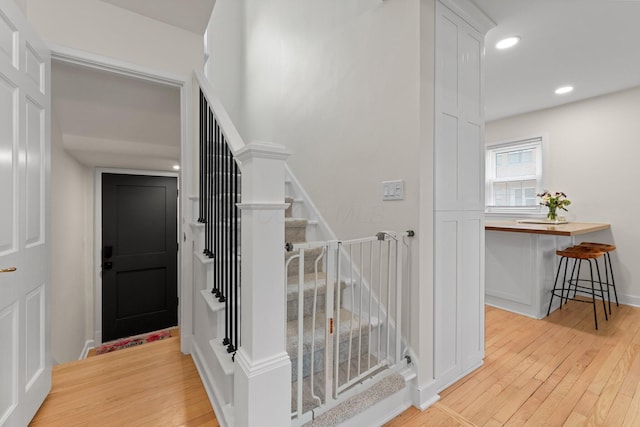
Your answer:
[194,70,245,155]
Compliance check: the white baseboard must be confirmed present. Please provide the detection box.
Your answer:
[619,294,640,307]
[78,339,95,359]
[413,380,440,410]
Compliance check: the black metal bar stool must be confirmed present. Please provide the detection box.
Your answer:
[577,242,618,314]
[547,247,607,329]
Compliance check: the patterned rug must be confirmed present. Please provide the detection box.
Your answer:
[94,330,173,355]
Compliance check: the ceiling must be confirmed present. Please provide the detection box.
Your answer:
[52,0,640,171]
[52,60,181,171]
[98,0,215,34]
[474,0,640,121]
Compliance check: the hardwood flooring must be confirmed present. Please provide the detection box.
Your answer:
[386,302,640,426]
[31,301,640,426]
[30,335,218,427]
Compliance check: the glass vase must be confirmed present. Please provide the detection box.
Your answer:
[547,207,557,221]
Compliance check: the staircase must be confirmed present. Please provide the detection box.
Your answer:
[190,185,415,426]
[283,179,415,425]
[189,75,416,427]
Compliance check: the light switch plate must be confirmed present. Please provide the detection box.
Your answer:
[382,180,404,201]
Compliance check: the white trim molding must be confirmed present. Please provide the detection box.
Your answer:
[78,339,96,360]
[50,44,187,87]
[438,0,495,35]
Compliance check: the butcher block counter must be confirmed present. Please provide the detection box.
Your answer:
[485,221,610,237]
[485,220,611,319]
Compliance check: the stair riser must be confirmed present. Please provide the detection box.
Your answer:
[291,353,381,415]
[287,281,351,322]
[286,225,307,244]
[290,333,371,382]
[287,293,327,322]
[285,198,294,218]
[286,256,324,276]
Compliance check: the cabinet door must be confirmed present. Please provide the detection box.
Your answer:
[435,3,484,212]
[460,211,484,371]
[433,211,484,389]
[434,211,460,383]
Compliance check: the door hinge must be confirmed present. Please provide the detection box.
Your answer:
[177,242,179,252]
[329,318,334,334]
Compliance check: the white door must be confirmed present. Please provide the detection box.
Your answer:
[0,0,51,425]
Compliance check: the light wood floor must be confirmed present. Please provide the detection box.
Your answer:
[30,335,218,426]
[387,302,640,426]
[31,301,640,426]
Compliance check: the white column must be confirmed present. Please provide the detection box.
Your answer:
[234,141,291,427]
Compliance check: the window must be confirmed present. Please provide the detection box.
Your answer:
[486,137,543,211]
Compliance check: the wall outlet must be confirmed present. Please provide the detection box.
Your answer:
[382,180,404,201]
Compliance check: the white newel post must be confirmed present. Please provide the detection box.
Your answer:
[234,142,291,427]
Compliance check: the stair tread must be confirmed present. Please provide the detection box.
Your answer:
[287,272,328,300]
[286,308,378,355]
[285,246,324,259]
[286,217,309,224]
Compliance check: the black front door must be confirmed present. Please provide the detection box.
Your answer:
[102,173,178,342]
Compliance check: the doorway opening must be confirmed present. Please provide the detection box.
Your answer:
[101,173,178,342]
[50,48,190,352]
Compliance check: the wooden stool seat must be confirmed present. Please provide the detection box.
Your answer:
[556,248,603,259]
[578,242,616,252]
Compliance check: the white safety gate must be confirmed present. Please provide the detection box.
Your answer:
[286,230,413,423]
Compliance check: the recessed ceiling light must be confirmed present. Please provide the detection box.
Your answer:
[496,37,520,50]
[555,86,574,95]
[173,164,181,170]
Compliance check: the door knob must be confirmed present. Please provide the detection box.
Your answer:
[0,267,17,273]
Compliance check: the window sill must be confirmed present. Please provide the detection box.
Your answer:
[485,207,546,221]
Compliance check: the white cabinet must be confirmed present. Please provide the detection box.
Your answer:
[432,1,486,391]
[435,3,484,213]
[434,212,484,382]
[485,231,570,319]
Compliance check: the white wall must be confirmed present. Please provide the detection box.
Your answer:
[12,0,26,14]
[25,0,203,78]
[208,0,421,245]
[206,0,245,131]
[486,86,640,304]
[206,0,440,397]
[51,113,93,363]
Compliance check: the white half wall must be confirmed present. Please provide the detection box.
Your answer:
[485,85,640,303]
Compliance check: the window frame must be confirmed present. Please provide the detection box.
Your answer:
[485,135,547,214]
